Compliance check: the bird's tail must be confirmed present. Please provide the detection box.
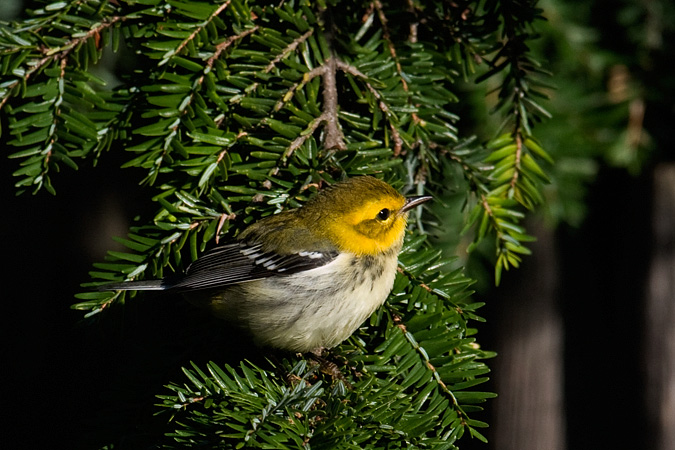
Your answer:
[97,279,168,291]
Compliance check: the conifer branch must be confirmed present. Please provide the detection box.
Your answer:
[183,26,261,114]
[210,26,260,71]
[0,15,125,111]
[149,26,258,182]
[2,1,557,443]
[390,311,467,419]
[336,60,402,154]
[242,29,314,100]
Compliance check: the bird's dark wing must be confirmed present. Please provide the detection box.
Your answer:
[168,241,338,290]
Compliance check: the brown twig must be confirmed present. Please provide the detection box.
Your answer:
[509,132,523,193]
[273,64,325,112]
[209,26,259,71]
[167,0,233,65]
[264,29,314,73]
[282,56,347,160]
[373,0,408,92]
[215,212,236,243]
[481,193,495,222]
[281,65,328,159]
[406,0,419,43]
[321,56,346,151]
[284,104,326,159]
[372,0,421,141]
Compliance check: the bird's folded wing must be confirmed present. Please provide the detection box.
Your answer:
[170,241,338,290]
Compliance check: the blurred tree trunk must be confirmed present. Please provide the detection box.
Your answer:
[492,222,566,450]
[644,163,675,450]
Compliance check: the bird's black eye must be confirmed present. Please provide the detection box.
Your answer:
[377,208,390,220]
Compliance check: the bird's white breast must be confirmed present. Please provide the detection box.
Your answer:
[205,250,400,352]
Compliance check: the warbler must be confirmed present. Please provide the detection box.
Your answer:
[102,176,431,352]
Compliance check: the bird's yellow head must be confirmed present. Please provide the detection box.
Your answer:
[301,177,432,255]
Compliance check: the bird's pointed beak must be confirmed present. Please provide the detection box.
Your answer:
[400,195,433,214]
